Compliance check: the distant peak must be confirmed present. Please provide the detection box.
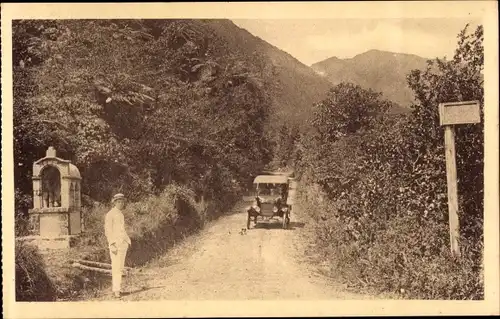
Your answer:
[311,55,344,67]
[354,49,392,57]
[354,49,427,60]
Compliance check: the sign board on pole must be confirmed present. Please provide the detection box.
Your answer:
[438,100,481,259]
[443,126,461,258]
[438,101,481,126]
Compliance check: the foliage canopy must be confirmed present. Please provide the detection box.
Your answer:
[14,19,275,212]
[295,24,484,299]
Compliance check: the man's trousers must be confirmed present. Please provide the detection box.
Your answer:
[109,243,129,293]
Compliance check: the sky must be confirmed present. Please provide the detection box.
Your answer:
[232,18,481,66]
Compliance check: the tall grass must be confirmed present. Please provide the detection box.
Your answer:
[79,184,215,266]
[15,241,57,301]
[17,183,240,300]
[298,185,484,299]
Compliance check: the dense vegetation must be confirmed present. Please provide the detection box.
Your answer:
[14,19,277,217]
[294,24,484,299]
[14,19,484,301]
[204,20,332,126]
[15,241,58,301]
[13,19,279,300]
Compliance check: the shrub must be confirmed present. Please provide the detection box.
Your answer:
[32,182,239,301]
[13,19,273,213]
[295,24,484,300]
[15,189,33,237]
[13,19,270,300]
[297,116,483,298]
[124,184,200,266]
[15,242,57,301]
[298,185,483,299]
[78,183,235,267]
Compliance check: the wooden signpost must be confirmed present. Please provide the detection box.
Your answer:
[438,100,481,259]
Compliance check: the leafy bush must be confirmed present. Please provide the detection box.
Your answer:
[299,187,483,299]
[269,122,301,169]
[34,182,238,300]
[295,24,484,299]
[78,183,234,267]
[13,19,273,298]
[15,242,57,301]
[15,189,33,236]
[13,19,273,209]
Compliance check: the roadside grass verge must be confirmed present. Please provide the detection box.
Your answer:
[15,241,58,301]
[16,184,240,301]
[296,185,483,300]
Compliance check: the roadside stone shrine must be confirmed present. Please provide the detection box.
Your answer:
[25,146,83,250]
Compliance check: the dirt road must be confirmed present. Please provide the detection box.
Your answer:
[90,204,374,301]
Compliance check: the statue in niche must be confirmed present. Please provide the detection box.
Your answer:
[41,166,61,208]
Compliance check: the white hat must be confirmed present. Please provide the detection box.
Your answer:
[111,193,126,203]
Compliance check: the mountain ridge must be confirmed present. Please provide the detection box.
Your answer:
[316,49,430,64]
[204,20,333,126]
[311,49,430,109]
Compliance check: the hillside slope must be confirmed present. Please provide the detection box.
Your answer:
[311,49,429,109]
[205,20,332,125]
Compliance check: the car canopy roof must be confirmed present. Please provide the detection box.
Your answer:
[253,175,289,184]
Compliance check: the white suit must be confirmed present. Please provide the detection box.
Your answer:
[104,207,131,293]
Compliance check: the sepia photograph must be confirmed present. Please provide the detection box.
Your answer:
[2,2,499,318]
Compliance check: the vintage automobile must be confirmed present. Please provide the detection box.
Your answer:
[245,174,293,229]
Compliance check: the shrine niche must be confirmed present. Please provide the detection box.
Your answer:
[28,146,82,249]
[41,165,61,208]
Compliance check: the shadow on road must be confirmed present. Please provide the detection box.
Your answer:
[252,221,305,230]
[289,221,305,229]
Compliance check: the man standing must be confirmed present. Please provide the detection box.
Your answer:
[104,193,131,298]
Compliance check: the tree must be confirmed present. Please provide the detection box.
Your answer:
[311,82,393,143]
[299,82,394,194]
[293,24,485,299]
[406,24,484,242]
[13,20,67,220]
[270,122,300,169]
[13,19,275,209]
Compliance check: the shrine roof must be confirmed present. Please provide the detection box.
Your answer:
[68,163,81,179]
